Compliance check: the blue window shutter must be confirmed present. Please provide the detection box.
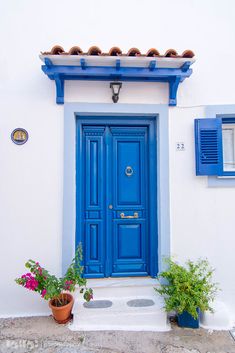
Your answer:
[194,118,223,176]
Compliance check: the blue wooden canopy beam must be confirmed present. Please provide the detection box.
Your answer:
[180,61,191,72]
[54,74,64,104]
[169,76,181,106]
[42,60,193,105]
[116,59,121,71]
[80,58,86,70]
[149,60,156,71]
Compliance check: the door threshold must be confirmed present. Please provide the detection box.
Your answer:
[83,277,158,288]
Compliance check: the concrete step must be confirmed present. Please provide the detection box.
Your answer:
[69,278,170,332]
[83,277,160,298]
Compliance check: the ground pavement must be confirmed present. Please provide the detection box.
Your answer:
[0,316,234,353]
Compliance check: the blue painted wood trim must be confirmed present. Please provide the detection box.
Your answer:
[41,61,193,106]
[194,118,223,176]
[77,117,156,278]
[205,105,235,186]
[105,127,112,277]
[54,74,64,104]
[62,103,170,276]
[169,76,181,106]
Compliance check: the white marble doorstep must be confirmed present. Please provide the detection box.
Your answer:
[70,277,169,332]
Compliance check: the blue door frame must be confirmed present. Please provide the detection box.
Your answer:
[76,116,158,278]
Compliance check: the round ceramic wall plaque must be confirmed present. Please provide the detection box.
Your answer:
[11,128,28,145]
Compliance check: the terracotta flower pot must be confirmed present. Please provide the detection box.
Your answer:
[49,293,74,324]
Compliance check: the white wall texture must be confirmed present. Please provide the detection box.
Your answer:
[0,0,235,319]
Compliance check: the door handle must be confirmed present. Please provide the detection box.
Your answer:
[120,212,139,219]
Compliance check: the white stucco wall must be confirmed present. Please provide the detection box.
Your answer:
[169,106,235,321]
[0,0,235,319]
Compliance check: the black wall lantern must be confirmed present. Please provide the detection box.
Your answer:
[110,82,122,103]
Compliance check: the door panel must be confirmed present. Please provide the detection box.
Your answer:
[116,223,142,259]
[83,126,105,276]
[112,220,147,274]
[110,127,148,275]
[82,124,150,277]
[84,126,105,210]
[85,220,104,274]
[111,127,147,211]
[116,141,141,205]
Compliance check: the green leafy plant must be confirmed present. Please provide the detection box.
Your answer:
[15,244,93,307]
[155,258,219,319]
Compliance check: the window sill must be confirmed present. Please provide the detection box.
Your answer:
[208,176,235,187]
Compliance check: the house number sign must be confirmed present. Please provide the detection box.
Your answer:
[11,128,28,145]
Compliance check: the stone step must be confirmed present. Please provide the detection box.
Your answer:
[86,277,157,288]
[70,295,169,332]
[82,277,160,298]
[69,278,170,332]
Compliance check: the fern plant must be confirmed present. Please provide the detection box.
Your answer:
[155,258,219,319]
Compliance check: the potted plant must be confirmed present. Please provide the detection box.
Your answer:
[15,245,93,324]
[155,258,218,328]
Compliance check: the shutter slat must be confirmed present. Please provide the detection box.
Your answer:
[194,118,223,175]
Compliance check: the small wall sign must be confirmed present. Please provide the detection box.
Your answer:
[176,142,185,151]
[11,128,28,145]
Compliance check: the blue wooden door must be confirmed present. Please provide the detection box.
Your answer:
[82,124,150,277]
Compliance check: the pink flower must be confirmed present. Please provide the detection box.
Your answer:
[32,280,38,290]
[64,280,74,290]
[22,273,38,291]
[41,289,47,298]
[38,268,42,275]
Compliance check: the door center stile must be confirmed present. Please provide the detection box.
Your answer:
[104,126,112,277]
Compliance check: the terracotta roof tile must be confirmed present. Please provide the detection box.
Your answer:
[108,47,122,56]
[41,46,195,58]
[127,48,141,56]
[181,49,195,58]
[164,49,178,57]
[50,45,65,55]
[87,46,102,55]
[68,46,83,55]
[146,48,160,57]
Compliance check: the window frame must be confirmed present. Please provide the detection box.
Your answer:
[222,123,235,173]
[205,105,235,185]
[217,116,235,177]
